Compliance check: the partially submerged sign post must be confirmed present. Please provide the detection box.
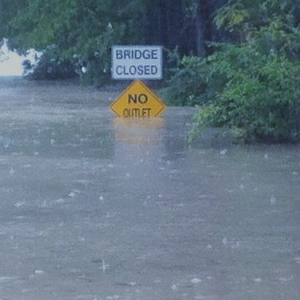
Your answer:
[111,45,166,117]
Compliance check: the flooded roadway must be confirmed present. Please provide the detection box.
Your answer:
[0,77,300,300]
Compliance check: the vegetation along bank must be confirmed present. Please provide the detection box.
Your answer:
[1,0,300,142]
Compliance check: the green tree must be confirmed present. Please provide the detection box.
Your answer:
[144,0,227,56]
[1,0,146,82]
[1,0,228,81]
[167,0,300,142]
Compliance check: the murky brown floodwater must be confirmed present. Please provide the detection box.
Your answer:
[0,77,299,300]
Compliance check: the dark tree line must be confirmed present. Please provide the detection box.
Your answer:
[0,0,228,81]
[144,0,227,56]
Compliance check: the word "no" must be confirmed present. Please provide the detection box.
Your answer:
[128,94,148,104]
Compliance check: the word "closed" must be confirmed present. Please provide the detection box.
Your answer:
[115,65,158,77]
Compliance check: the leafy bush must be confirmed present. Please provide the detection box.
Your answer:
[162,46,230,107]
[190,47,300,142]
[162,55,208,106]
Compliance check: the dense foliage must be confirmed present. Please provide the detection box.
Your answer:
[166,0,300,142]
[0,0,225,83]
[1,0,146,82]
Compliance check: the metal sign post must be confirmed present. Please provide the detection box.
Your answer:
[110,45,166,118]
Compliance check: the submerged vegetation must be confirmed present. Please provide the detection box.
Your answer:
[1,0,300,142]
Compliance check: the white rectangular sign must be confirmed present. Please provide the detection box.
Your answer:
[111,45,162,80]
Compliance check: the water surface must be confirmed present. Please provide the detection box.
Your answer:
[0,77,299,300]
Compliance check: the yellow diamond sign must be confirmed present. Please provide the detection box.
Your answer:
[110,80,166,117]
